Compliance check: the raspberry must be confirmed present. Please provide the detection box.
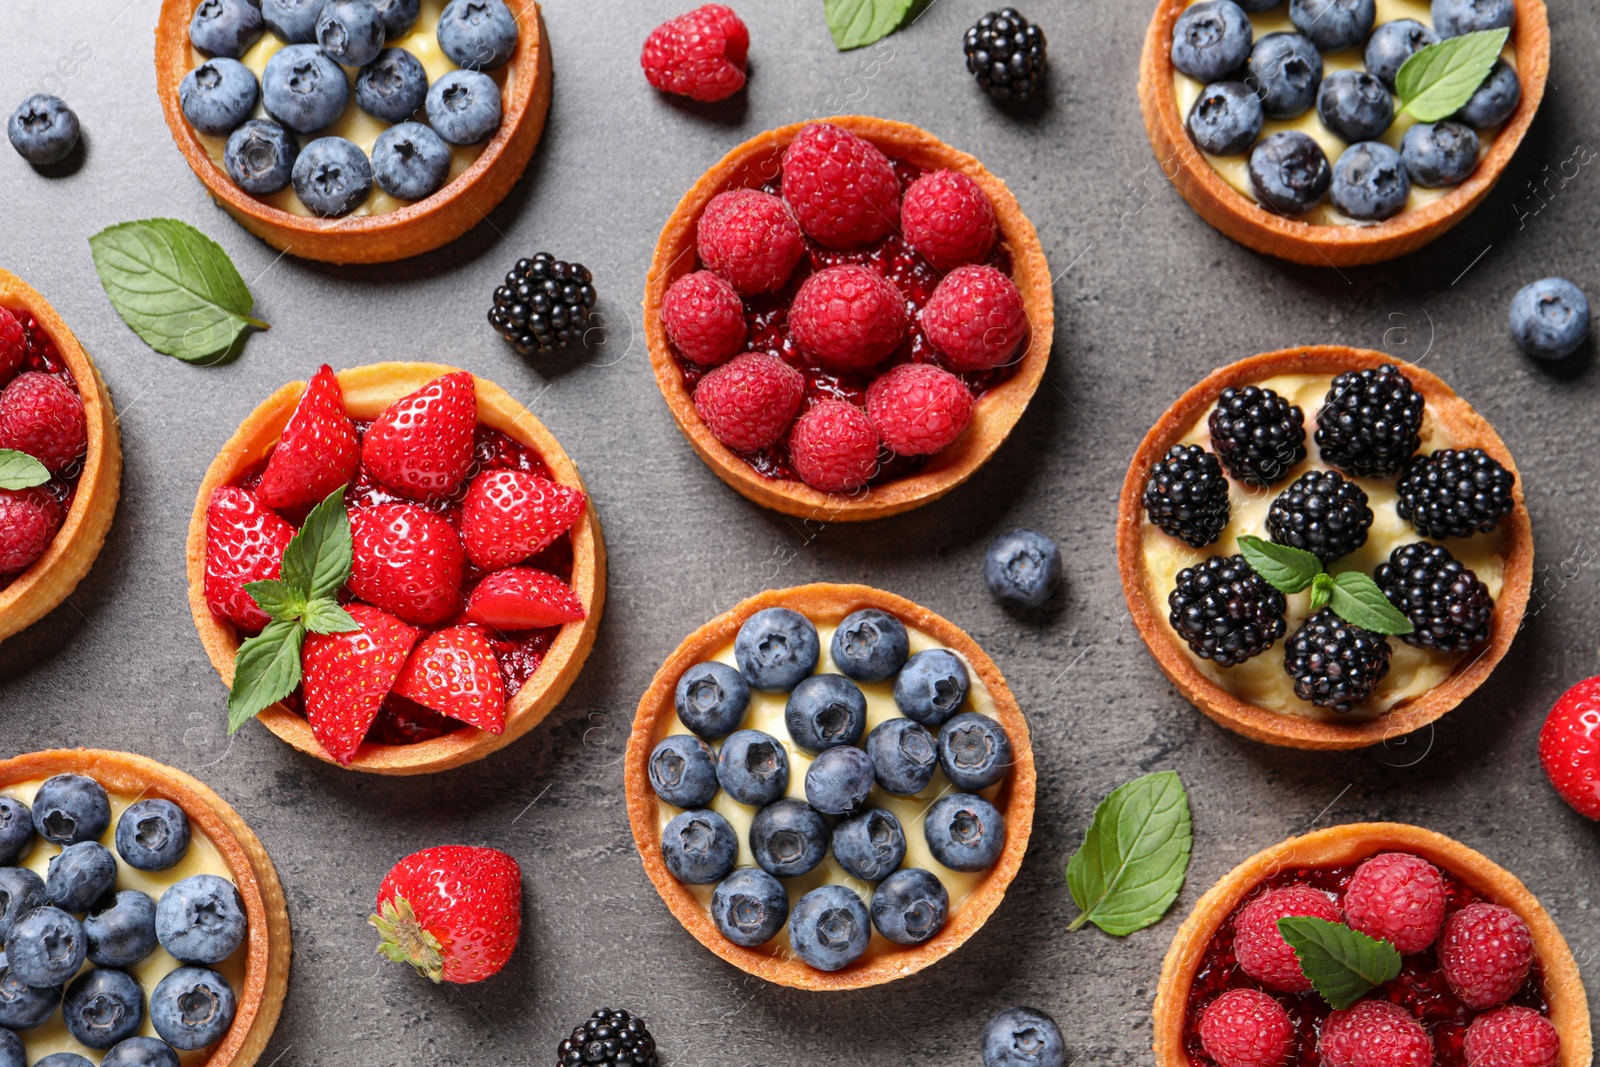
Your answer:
[1539,676,1600,820]
[0,371,85,473]
[788,265,908,372]
[697,189,806,295]
[900,169,997,270]
[1320,999,1433,1067]
[692,352,804,452]
[1437,903,1534,1009]
[780,122,901,249]
[920,264,1028,372]
[1463,1006,1561,1067]
[866,362,975,456]
[1342,852,1447,954]
[1233,884,1339,992]
[640,4,748,103]
[0,307,24,386]
[789,400,880,493]
[0,487,62,577]
[1198,989,1294,1067]
[662,270,747,367]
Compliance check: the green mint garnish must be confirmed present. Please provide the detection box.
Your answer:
[1238,535,1413,635]
[1395,28,1511,122]
[1066,770,1193,936]
[1238,536,1321,593]
[0,449,50,491]
[1277,916,1402,1009]
[824,0,918,50]
[1328,570,1414,635]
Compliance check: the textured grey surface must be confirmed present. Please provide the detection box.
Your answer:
[3,1,1600,1065]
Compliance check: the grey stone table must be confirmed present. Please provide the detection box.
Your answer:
[4,2,1599,1065]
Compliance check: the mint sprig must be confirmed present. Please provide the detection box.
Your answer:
[0,449,50,491]
[1066,770,1193,936]
[1277,916,1402,1009]
[1395,28,1510,122]
[1238,536,1413,635]
[824,0,918,50]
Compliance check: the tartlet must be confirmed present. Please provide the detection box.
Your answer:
[643,116,1054,522]
[185,362,605,775]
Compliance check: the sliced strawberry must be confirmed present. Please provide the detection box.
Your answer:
[348,503,464,626]
[204,486,295,632]
[459,470,586,572]
[391,626,507,734]
[257,364,361,510]
[360,371,477,502]
[302,604,420,765]
[465,568,586,630]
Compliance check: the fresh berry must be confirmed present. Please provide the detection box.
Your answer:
[1331,142,1411,223]
[692,352,805,452]
[1315,364,1424,478]
[1208,385,1307,486]
[1433,0,1514,37]
[45,841,117,912]
[1342,852,1447,954]
[1366,20,1438,89]
[866,718,938,796]
[832,808,906,882]
[1438,902,1535,1009]
[1320,999,1432,1067]
[257,364,360,510]
[32,774,111,845]
[0,371,86,473]
[1290,0,1375,51]
[1375,542,1493,652]
[749,798,829,877]
[0,487,62,577]
[115,799,191,871]
[1284,608,1391,711]
[984,528,1062,610]
[789,265,908,372]
[102,1038,180,1067]
[938,711,1011,790]
[790,884,871,971]
[1510,278,1590,362]
[784,673,867,753]
[189,0,264,58]
[1463,1006,1561,1067]
[362,370,477,501]
[673,660,750,739]
[150,967,235,1049]
[1395,449,1516,540]
[1198,989,1294,1067]
[964,9,1050,102]
[662,270,746,366]
[715,729,789,806]
[1249,131,1331,214]
[372,0,420,38]
[1168,554,1287,667]
[392,626,507,733]
[1233,884,1339,991]
[349,503,464,625]
[982,1006,1065,1067]
[1456,60,1520,129]
[155,873,247,964]
[6,905,86,987]
[63,968,144,1049]
[459,470,585,571]
[83,890,159,969]
[830,608,909,681]
[780,122,901,249]
[1187,80,1265,156]
[436,0,519,71]
[1248,34,1323,119]
[7,94,81,166]
[696,189,806,295]
[0,869,45,941]
[1171,1,1253,82]
[661,808,738,883]
[224,118,298,194]
[489,254,597,357]
[789,399,881,492]
[373,844,522,983]
[0,308,24,386]
[1540,676,1600,820]
[640,3,748,102]
[263,0,321,42]
[734,607,819,691]
[1318,70,1394,145]
[0,955,57,1032]
[647,734,718,808]
[179,57,259,136]
[302,603,420,764]
[261,45,349,134]
[901,169,997,270]
[465,567,585,630]
[804,745,874,815]
[710,867,788,947]
[372,121,452,201]
[316,0,385,67]
[292,135,373,218]
[894,648,970,727]
[923,793,1005,871]
[866,362,975,456]
[871,867,948,945]
[1144,444,1231,548]
[1267,469,1373,562]
[356,48,429,124]
[921,265,1028,372]
[425,69,502,145]
[1401,121,1480,188]
[203,486,294,631]
[557,1008,660,1067]
[0,796,32,866]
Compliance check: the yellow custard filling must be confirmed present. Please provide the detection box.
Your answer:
[1140,373,1508,722]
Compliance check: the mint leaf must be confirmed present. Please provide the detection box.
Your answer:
[1066,770,1192,936]
[0,449,49,490]
[245,579,308,623]
[1309,572,1334,613]
[88,218,267,365]
[279,487,352,601]
[1238,535,1323,594]
[302,597,359,636]
[227,620,306,733]
[1329,571,1415,635]
[1277,916,1402,1009]
[1396,28,1510,121]
[824,0,917,50]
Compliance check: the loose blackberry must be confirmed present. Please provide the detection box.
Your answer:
[963,9,1048,101]
[1395,448,1516,539]
[1314,363,1425,478]
[1375,542,1493,652]
[557,1007,659,1067]
[489,253,597,357]
[1143,444,1231,548]
[1208,385,1308,486]
[1168,555,1288,667]
[1283,607,1392,711]
[1266,469,1373,562]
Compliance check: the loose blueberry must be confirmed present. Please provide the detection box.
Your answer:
[437,0,520,71]
[372,121,452,200]
[784,674,868,754]
[6,906,86,988]
[1330,141,1410,221]
[1246,33,1323,118]
[659,809,737,885]
[1400,121,1479,186]
[426,68,502,145]
[1170,1,1254,83]
[938,712,1013,790]
[674,661,751,739]
[63,968,144,1049]
[261,44,350,134]
[149,967,235,1050]
[870,867,949,945]
[0,869,44,942]
[715,729,789,806]
[733,608,820,692]
[225,119,298,195]
[0,800,33,866]
[317,0,386,68]
[648,735,719,809]
[710,867,788,948]
[179,58,259,137]
[0,1029,18,1067]
[1365,19,1437,90]
[45,842,118,913]
[804,746,875,816]
[865,718,938,796]
[0,960,59,1029]
[116,800,192,872]
[788,885,871,972]
[292,136,373,218]
[924,794,1006,872]
[355,48,429,124]
[894,648,970,727]
[748,799,829,878]
[984,528,1063,609]
[1288,0,1375,51]
[1316,70,1393,142]
[35,1055,93,1067]
[1455,59,1520,129]
[982,1007,1067,1067]
[85,890,159,969]
[32,777,108,847]
[832,809,906,882]
[830,609,910,682]
[371,0,422,37]
[1510,278,1590,361]
[155,875,247,965]
[6,93,79,165]
[188,0,264,59]
[262,0,322,42]
[1248,130,1331,214]
[1433,0,1514,37]
[103,1037,181,1067]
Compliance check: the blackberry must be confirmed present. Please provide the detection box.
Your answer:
[557,1008,659,1067]
[1143,444,1231,548]
[1168,555,1288,667]
[963,9,1048,102]
[489,253,597,356]
[1283,607,1392,711]
[1314,363,1425,478]
[1267,469,1373,562]
[1375,542,1494,652]
[1395,448,1516,539]
[1208,385,1308,486]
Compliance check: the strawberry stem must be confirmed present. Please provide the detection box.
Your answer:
[370,894,445,982]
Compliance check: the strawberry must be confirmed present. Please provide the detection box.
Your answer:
[204,486,295,632]
[391,626,507,734]
[348,503,464,626]
[256,364,360,511]
[302,603,419,765]
[360,370,477,502]
[459,470,585,572]
[371,845,522,984]
[1539,676,1600,819]
[465,567,586,630]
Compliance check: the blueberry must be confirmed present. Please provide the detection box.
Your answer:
[1400,121,1479,186]
[1235,0,1284,8]
[437,0,520,71]
[715,729,789,806]
[1510,278,1590,361]
[372,0,422,37]
[1330,141,1410,221]
[1187,82,1263,156]
[984,528,1062,609]
[35,1055,93,1067]
[829,609,909,682]
[1455,59,1520,129]
[784,674,868,754]
[0,1029,18,1067]
[0,957,57,1029]
[6,92,80,164]
[734,608,820,692]
[6,906,85,987]
[31,777,108,847]
[0,801,32,867]
[788,885,870,972]
[1365,19,1437,90]
[225,119,298,195]
[648,735,720,809]
[1246,33,1323,118]
[803,746,874,816]
[189,0,264,58]
[103,1037,181,1067]
[116,800,192,873]
[427,69,502,146]
[982,1007,1066,1067]
[317,0,386,68]
[748,799,829,878]
[924,794,1006,872]
[870,867,949,945]
[832,808,906,882]
[710,867,789,948]
[63,968,143,1049]
[262,0,322,43]
[894,649,970,727]
[149,967,235,1050]
[938,712,1013,791]
[659,809,738,885]
[1288,0,1375,51]
[85,890,159,969]
[1433,0,1514,37]
[292,136,373,218]
[1248,130,1331,214]
[674,661,751,739]
[373,122,451,201]
[45,842,117,913]
[0,870,45,942]
[865,718,938,795]
[155,875,247,965]
[180,58,260,137]
[1170,1,1254,82]
[261,44,350,134]
[356,48,429,123]
[1316,70,1393,142]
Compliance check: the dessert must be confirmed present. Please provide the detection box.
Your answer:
[185,362,605,774]
[625,583,1035,990]
[644,116,1053,521]
[1117,347,1531,749]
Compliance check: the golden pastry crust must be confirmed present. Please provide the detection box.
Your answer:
[624,583,1036,990]
[0,269,122,644]
[1116,346,1532,750]
[642,116,1054,522]
[184,362,606,775]
[1137,0,1551,266]
[0,749,292,1067]
[1153,822,1592,1067]
[154,0,553,265]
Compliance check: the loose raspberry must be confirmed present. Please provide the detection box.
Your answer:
[789,400,879,493]
[662,270,747,367]
[780,122,901,249]
[901,169,998,270]
[865,362,975,456]
[1463,1005,1561,1067]
[0,371,85,474]
[1539,676,1600,819]
[1437,903,1534,1009]
[0,487,62,576]
[1198,989,1294,1067]
[692,352,804,452]
[921,264,1029,373]
[697,189,806,295]
[0,307,24,386]
[641,4,748,102]
[1342,852,1447,954]
[788,265,908,372]
[1320,999,1433,1067]
[1232,884,1339,992]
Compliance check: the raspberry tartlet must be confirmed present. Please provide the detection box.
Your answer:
[644,117,1053,521]
[185,362,605,774]
[0,269,121,644]
[1153,823,1591,1067]
[625,584,1036,989]
[1117,347,1532,750]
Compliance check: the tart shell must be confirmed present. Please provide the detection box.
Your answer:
[1116,346,1533,750]
[0,269,122,644]
[154,0,553,265]
[624,582,1037,991]
[1153,822,1592,1067]
[184,362,606,775]
[1137,0,1551,267]
[642,116,1054,522]
[0,748,292,1067]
